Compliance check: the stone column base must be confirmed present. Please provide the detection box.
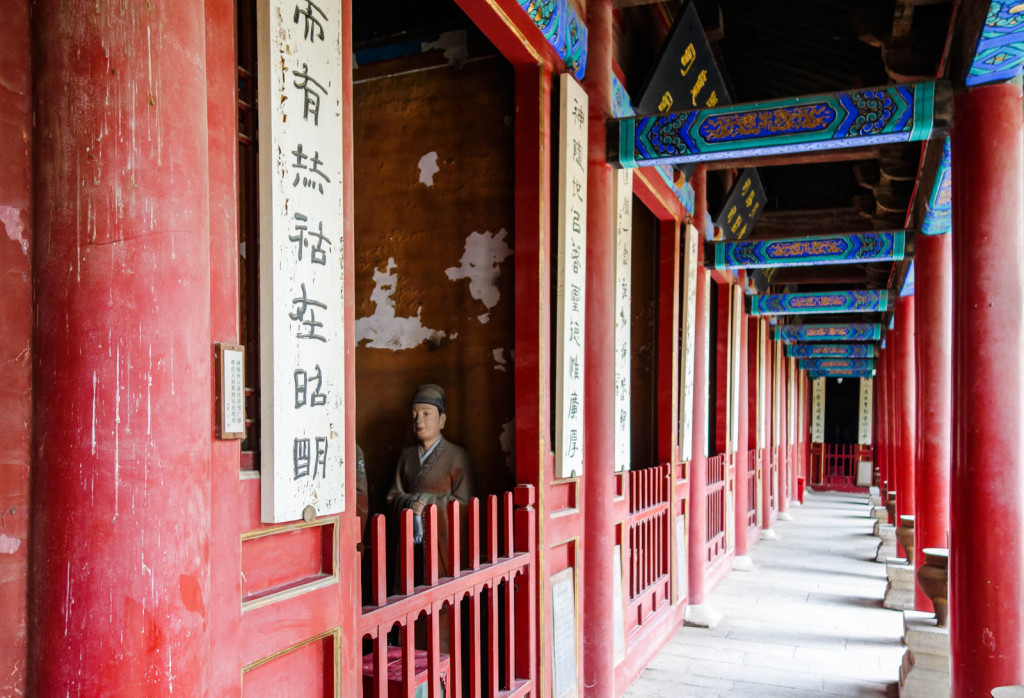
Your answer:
[899,610,949,697]
[778,511,793,521]
[870,494,883,507]
[733,555,756,571]
[684,603,723,629]
[876,524,898,561]
[883,557,914,610]
[761,528,780,541]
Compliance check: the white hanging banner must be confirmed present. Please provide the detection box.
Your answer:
[258,0,346,523]
[612,169,633,472]
[756,321,766,447]
[555,73,589,479]
[811,377,826,443]
[679,224,698,462]
[728,285,742,451]
[858,378,874,445]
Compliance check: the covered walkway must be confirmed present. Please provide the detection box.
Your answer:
[628,491,902,697]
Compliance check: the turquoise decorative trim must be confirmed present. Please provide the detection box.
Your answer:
[711,231,906,270]
[611,75,635,119]
[901,262,915,297]
[750,290,890,316]
[799,358,875,371]
[807,369,875,379]
[619,119,637,169]
[786,344,877,359]
[516,0,588,80]
[922,138,951,236]
[967,2,1024,86]
[609,83,937,168]
[774,323,883,342]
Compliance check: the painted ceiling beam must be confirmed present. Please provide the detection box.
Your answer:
[515,0,587,80]
[921,137,952,235]
[748,290,891,316]
[609,82,947,168]
[786,343,877,358]
[807,369,876,379]
[774,323,883,342]
[799,358,876,371]
[709,231,907,270]
[967,2,1024,86]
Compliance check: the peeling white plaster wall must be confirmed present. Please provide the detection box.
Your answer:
[355,257,450,350]
[421,30,467,68]
[493,348,507,372]
[418,152,439,187]
[445,229,513,323]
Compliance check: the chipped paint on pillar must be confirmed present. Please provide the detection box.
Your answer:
[798,358,876,371]
[967,2,1024,85]
[921,138,951,235]
[786,344,877,359]
[750,290,891,316]
[611,82,937,168]
[773,323,883,343]
[516,0,588,79]
[712,231,906,269]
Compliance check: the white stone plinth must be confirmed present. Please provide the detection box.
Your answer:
[870,494,883,506]
[869,486,881,495]
[899,610,949,697]
[732,555,756,572]
[884,557,914,610]
[778,511,793,521]
[876,524,898,562]
[684,603,723,629]
[761,528,780,541]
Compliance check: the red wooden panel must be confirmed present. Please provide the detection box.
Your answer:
[547,479,579,513]
[243,633,336,697]
[241,522,334,604]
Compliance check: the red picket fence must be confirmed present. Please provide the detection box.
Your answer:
[746,449,757,529]
[626,465,671,602]
[359,486,536,698]
[810,443,874,490]
[705,454,727,564]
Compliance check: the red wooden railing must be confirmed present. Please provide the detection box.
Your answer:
[746,449,757,529]
[810,443,874,490]
[705,454,727,563]
[359,486,536,698]
[626,465,671,603]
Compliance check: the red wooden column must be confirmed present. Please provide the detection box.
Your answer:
[762,327,775,533]
[950,81,1024,695]
[30,0,213,693]
[777,353,790,518]
[734,295,751,563]
[913,233,952,612]
[894,296,916,528]
[582,0,616,690]
[686,167,718,625]
[876,347,889,492]
[886,342,899,505]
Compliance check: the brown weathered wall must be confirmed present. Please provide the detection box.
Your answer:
[630,198,658,470]
[353,54,515,518]
[0,0,31,691]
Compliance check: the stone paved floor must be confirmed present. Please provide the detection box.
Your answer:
[626,490,903,697]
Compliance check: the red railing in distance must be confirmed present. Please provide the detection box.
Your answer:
[705,454,727,563]
[627,465,671,603]
[813,443,875,490]
[359,486,536,698]
[746,449,757,529]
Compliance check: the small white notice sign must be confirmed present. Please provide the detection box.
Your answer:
[258,0,345,522]
[675,515,688,600]
[555,73,589,479]
[216,343,246,439]
[551,567,578,698]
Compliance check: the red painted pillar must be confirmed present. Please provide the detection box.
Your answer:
[894,296,916,529]
[30,0,212,693]
[886,343,899,503]
[687,167,710,607]
[762,329,774,529]
[950,82,1024,695]
[581,0,616,691]
[734,293,751,558]
[913,233,951,612]
[876,349,889,491]
[778,354,790,516]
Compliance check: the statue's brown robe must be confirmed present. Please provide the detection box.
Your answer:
[386,437,473,579]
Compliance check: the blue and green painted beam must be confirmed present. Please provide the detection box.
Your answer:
[710,231,906,270]
[749,290,890,316]
[774,323,883,342]
[799,358,876,371]
[515,0,587,80]
[967,2,1024,86]
[807,369,876,380]
[786,344,877,359]
[609,82,944,168]
[921,138,951,236]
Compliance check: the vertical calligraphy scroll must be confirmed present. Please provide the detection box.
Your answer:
[555,74,589,479]
[678,224,698,462]
[612,169,633,472]
[728,285,742,451]
[858,377,873,445]
[258,0,345,522]
[811,378,826,443]
[756,321,766,447]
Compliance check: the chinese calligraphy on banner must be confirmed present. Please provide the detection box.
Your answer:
[858,378,873,445]
[811,378,826,443]
[555,74,589,479]
[613,169,633,473]
[258,0,345,523]
[678,224,698,462]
